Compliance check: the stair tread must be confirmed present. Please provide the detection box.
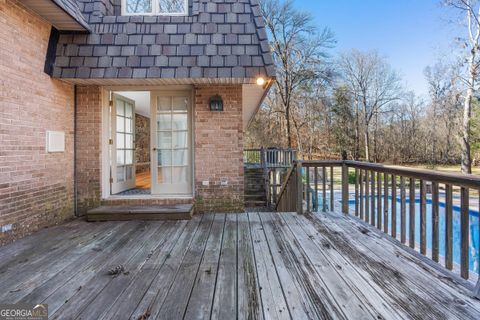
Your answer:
[87,204,194,221]
[88,204,193,214]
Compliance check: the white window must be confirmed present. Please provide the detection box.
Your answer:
[122,0,188,16]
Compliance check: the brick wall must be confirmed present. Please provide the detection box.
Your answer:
[0,0,75,244]
[194,85,244,213]
[76,86,103,215]
[135,113,150,174]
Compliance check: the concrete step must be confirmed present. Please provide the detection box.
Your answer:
[87,204,194,222]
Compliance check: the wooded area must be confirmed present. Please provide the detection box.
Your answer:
[247,0,480,173]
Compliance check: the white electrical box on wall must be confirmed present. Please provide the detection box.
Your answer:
[46,131,65,153]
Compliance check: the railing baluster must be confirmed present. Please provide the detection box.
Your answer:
[460,187,469,279]
[365,170,369,223]
[420,180,427,255]
[384,173,389,233]
[355,168,359,217]
[360,170,364,220]
[322,166,327,212]
[409,178,415,249]
[342,164,349,214]
[371,171,376,226]
[331,166,335,211]
[432,181,439,263]
[445,184,453,270]
[391,175,397,239]
[314,166,319,212]
[400,176,406,244]
[377,172,382,230]
[306,167,310,212]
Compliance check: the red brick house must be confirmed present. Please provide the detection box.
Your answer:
[0,0,274,244]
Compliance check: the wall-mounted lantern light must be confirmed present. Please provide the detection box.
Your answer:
[209,95,224,112]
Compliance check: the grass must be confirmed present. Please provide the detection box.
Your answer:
[401,164,480,175]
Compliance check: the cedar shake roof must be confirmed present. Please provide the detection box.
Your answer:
[52,0,275,81]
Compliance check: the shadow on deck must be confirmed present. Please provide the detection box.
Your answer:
[0,211,479,319]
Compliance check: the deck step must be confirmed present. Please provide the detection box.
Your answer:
[245,200,268,207]
[87,204,194,222]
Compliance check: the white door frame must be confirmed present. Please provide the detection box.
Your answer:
[150,90,193,196]
[111,93,136,194]
[100,86,195,199]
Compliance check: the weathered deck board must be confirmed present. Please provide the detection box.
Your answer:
[248,212,291,320]
[258,212,341,319]
[0,211,478,320]
[211,214,238,319]
[101,220,188,320]
[129,214,204,320]
[183,214,226,320]
[310,211,480,319]
[237,213,263,320]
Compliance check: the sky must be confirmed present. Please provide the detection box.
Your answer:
[295,0,462,97]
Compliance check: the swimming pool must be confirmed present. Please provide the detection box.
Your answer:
[345,197,480,274]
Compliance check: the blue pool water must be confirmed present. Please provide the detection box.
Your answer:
[345,197,480,274]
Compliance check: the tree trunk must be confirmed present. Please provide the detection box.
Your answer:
[364,127,370,162]
[354,101,360,160]
[462,50,475,174]
[461,87,473,174]
[286,103,292,149]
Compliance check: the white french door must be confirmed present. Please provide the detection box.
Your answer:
[150,91,192,196]
[111,94,136,194]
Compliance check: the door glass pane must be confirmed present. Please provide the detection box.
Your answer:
[126,150,133,165]
[117,116,125,132]
[157,114,171,130]
[117,133,125,148]
[126,166,133,180]
[172,113,187,130]
[173,149,188,166]
[173,131,188,148]
[157,149,172,166]
[116,100,125,116]
[173,97,188,111]
[172,167,188,183]
[157,132,172,149]
[125,118,133,133]
[125,134,133,149]
[158,167,172,183]
[116,166,125,182]
[157,97,171,112]
[125,103,133,118]
[117,150,125,165]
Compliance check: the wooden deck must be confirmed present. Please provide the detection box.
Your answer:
[1,211,479,319]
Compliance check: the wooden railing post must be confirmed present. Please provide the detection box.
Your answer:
[296,161,303,214]
[342,161,349,214]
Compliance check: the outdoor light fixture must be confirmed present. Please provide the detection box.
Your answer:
[256,77,266,86]
[209,95,224,112]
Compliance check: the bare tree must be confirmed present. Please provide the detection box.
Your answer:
[260,0,335,148]
[338,50,402,161]
[445,0,480,173]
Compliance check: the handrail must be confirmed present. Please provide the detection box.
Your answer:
[275,159,480,295]
[345,161,480,189]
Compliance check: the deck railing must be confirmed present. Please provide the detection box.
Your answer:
[276,160,480,295]
[243,148,297,168]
